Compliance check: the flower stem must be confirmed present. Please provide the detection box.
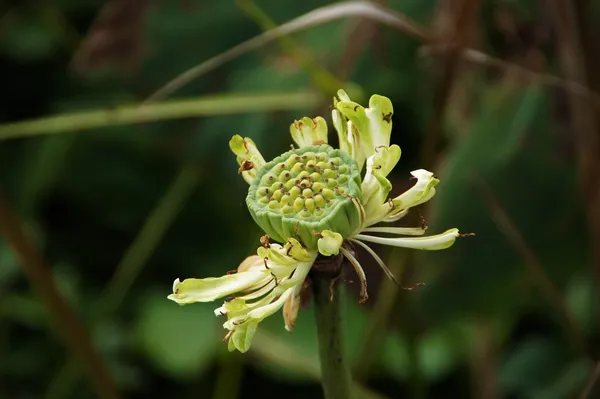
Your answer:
[312,261,354,399]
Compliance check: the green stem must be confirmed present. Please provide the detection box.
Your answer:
[0,91,322,140]
[313,270,354,399]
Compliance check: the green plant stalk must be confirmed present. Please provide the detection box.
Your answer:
[97,163,201,316]
[0,91,322,140]
[313,271,354,399]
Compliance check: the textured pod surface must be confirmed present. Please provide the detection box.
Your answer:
[247,144,362,248]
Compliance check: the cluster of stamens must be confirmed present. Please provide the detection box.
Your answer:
[254,149,351,220]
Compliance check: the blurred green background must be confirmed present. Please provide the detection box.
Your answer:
[1,0,600,398]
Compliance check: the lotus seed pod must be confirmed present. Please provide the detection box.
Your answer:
[247,144,362,248]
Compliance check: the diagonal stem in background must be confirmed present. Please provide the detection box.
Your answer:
[0,193,119,399]
[148,1,600,107]
[473,175,586,353]
[421,0,480,165]
[47,162,202,397]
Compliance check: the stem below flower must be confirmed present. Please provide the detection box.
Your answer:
[312,256,354,399]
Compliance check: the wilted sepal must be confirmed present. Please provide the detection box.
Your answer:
[228,321,258,353]
[223,286,295,352]
[290,117,328,148]
[361,145,401,227]
[168,271,267,304]
[317,230,343,256]
[283,283,303,332]
[335,91,394,169]
[355,228,460,250]
[229,135,266,184]
[385,169,439,221]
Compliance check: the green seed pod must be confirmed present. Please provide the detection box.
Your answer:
[247,144,362,248]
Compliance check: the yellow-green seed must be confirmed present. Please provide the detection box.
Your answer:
[323,169,336,178]
[282,204,295,214]
[284,179,296,190]
[305,198,316,212]
[312,182,325,192]
[293,197,304,211]
[281,194,291,204]
[279,171,292,182]
[289,186,301,198]
[314,194,326,207]
[297,171,310,180]
[302,188,313,198]
[322,188,335,200]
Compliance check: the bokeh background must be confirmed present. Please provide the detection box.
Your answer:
[1,0,600,398]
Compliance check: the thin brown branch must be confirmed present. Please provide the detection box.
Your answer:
[0,193,119,399]
[578,361,600,399]
[421,0,480,167]
[470,320,498,399]
[473,175,585,353]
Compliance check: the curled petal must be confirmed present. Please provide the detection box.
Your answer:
[317,230,343,256]
[249,289,292,318]
[336,93,394,169]
[229,321,258,353]
[229,135,266,184]
[354,228,460,250]
[290,116,328,147]
[332,108,353,157]
[385,169,439,221]
[168,271,268,304]
[361,145,401,226]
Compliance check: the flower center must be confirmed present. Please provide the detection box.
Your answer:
[247,144,362,248]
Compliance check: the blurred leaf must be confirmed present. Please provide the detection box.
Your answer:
[532,358,593,399]
[418,327,460,381]
[499,336,565,396]
[135,291,218,378]
[0,240,19,287]
[565,274,597,334]
[0,12,59,60]
[381,332,411,379]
